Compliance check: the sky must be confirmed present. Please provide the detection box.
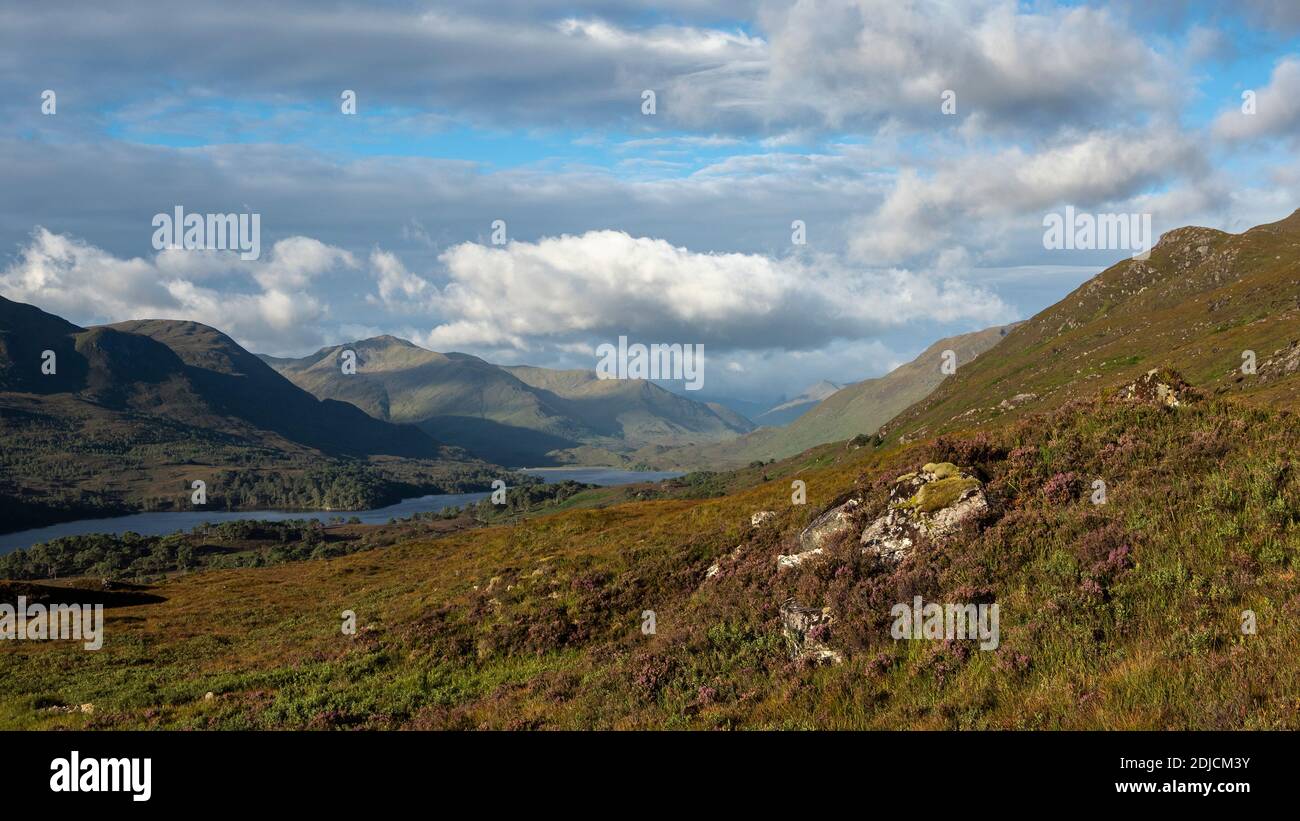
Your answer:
[2,0,1299,405]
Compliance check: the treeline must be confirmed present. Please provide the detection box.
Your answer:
[205,464,394,510]
[0,401,511,534]
[470,480,592,518]
[0,519,352,580]
[368,480,594,524]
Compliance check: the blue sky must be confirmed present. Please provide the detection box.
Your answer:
[2,0,1299,404]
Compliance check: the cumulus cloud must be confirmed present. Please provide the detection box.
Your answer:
[368,249,432,311]
[407,230,1010,353]
[848,127,1207,264]
[742,0,1179,136]
[0,229,355,354]
[1213,56,1300,143]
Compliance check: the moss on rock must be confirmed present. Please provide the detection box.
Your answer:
[903,476,981,513]
[921,462,963,480]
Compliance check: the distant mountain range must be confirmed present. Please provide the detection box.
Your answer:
[0,297,501,532]
[752,380,842,427]
[261,336,755,467]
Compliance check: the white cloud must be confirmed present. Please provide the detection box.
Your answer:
[848,127,1206,264]
[750,0,1178,136]
[0,228,355,354]
[368,248,433,311]
[1213,56,1300,143]
[410,230,1010,353]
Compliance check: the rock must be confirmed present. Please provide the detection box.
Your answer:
[797,498,860,551]
[779,598,842,665]
[750,510,777,527]
[777,498,860,569]
[1258,341,1300,382]
[204,692,215,702]
[79,703,95,714]
[1115,368,1196,408]
[860,463,989,563]
[858,514,914,562]
[998,392,1038,410]
[775,547,823,569]
[924,490,990,538]
[704,545,744,580]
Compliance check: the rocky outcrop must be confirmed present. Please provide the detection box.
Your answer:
[750,510,777,527]
[779,598,842,665]
[777,463,989,568]
[860,463,989,562]
[1115,368,1196,408]
[777,498,859,568]
[1258,341,1300,383]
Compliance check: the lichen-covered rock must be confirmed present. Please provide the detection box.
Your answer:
[860,462,988,562]
[779,598,842,665]
[1115,368,1196,408]
[750,510,777,527]
[776,498,860,568]
[797,498,859,551]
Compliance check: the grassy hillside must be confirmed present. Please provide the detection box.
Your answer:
[881,212,1300,443]
[504,365,752,445]
[261,337,578,438]
[3,389,1296,729]
[751,380,842,427]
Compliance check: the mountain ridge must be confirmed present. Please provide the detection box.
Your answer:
[263,337,755,466]
[0,297,503,532]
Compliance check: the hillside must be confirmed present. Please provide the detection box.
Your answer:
[3,385,1296,730]
[880,211,1300,443]
[639,324,1013,469]
[0,298,503,532]
[264,337,753,466]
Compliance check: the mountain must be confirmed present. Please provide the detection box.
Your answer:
[637,324,1014,469]
[0,297,501,532]
[107,321,445,459]
[752,380,842,427]
[263,337,754,466]
[880,210,1300,443]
